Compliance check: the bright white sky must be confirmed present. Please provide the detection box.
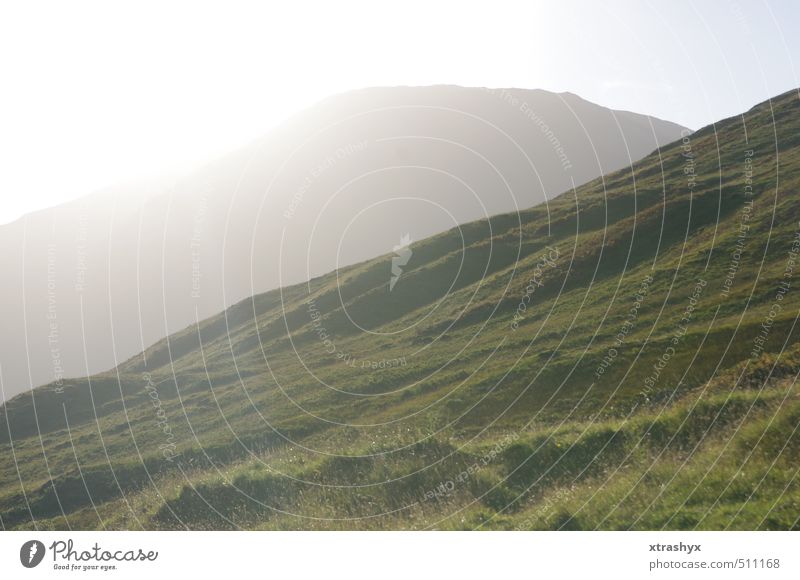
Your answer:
[0,0,798,224]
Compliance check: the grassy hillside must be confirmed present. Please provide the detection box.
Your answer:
[2,89,800,530]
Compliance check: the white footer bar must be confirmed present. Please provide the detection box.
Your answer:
[1,531,797,578]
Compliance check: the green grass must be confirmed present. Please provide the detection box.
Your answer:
[2,89,800,530]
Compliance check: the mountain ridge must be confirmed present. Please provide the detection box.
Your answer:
[1,88,798,530]
[0,85,689,401]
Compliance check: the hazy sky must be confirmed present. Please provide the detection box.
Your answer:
[0,0,797,224]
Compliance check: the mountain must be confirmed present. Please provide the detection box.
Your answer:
[5,89,800,531]
[0,86,688,401]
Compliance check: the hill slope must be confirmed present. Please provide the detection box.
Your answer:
[2,89,799,530]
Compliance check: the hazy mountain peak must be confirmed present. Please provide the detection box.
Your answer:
[0,85,688,401]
